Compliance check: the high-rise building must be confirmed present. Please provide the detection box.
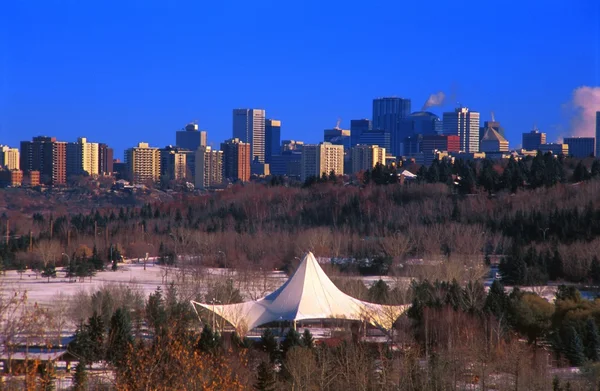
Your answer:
[442,107,480,153]
[159,145,188,181]
[372,97,411,156]
[281,140,304,152]
[20,136,66,185]
[300,142,344,182]
[233,109,266,163]
[351,145,386,173]
[324,127,351,150]
[539,143,568,156]
[596,112,600,157]
[350,119,372,148]
[357,130,391,151]
[480,128,509,153]
[564,137,595,158]
[176,123,207,151]
[421,135,461,155]
[66,137,99,177]
[125,142,161,184]
[195,146,223,189]
[221,138,251,182]
[522,129,546,151]
[265,119,281,164]
[269,151,302,177]
[0,146,20,170]
[98,143,114,175]
[479,120,505,141]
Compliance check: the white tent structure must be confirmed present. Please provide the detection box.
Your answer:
[191,252,410,336]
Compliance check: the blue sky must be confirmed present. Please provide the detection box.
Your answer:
[1,0,599,158]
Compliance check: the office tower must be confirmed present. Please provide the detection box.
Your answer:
[564,137,595,158]
[269,151,302,177]
[300,142,344,182]
[265,119,281,164]
[281,140,304,152]
[221,138,251,182]
[160,145,188,181]
[0,146,20,170]
[402,134,422,156]
[20,136,66,186]
[372,97,411,156]
[324,127,351,150]
[66,137,99,177]
[479,128,509,153]
[176,123,207,151]
[125,142,161,184]
[596,112,600,157]
[350,119,372,148]
[479,119,505,141]
[195,146,223,189]
[357,130,391,151]
[421,135,461,153]
[233,108,266,163]
[522,129,546,151]
[539,143,568,156]
[351,145,386,173]
[442,107,480,153]
[98,143,114,175]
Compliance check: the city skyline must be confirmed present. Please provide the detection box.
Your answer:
[1,1,598,158]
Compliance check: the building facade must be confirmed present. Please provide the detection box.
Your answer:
[221,138,251,182]
[195,146,223,189]
[350,119,372,148]
[442,107,480,153]
[160,146,188,181]
[324,128,351,150]
[351,145,386,173]
[281,140,304,152]
[265,119,281,164]
[479,128,509,153]
[233,109,266,164]
[125,142,161,184]
[357,130,391,151]
[300,142,344,181]
[66,137,99,177]
[539,143,568,156]
[421,135,461,153]
[522,129,546,151]
[564,137,595,158]
[176,123,207,151]
[98,143,114,175]
[372,97,411,156]
[20,137,66,186]
[0,146,20,170]
[596,112,600,157]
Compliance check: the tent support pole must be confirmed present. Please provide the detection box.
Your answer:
[293,320,297,331]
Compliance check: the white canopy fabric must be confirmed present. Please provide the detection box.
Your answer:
[191,252,409,335]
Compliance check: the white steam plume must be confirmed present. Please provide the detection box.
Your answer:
[570,86,600,137]
[422,91,446,111]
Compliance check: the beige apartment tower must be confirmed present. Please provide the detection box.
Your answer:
[301,142,344,182]
[125,142,161,184]
[351,145,386,173]
[0,146,20,170]
[160,146,188,181]
[67,137,99,177]
[195,146,223,189]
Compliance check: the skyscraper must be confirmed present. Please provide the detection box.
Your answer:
[596,112,600,157]
[125,142,161,184]
[442,107,480,153]
[522,129,546,151]
[324,127,351,150]
[176,123,207,151]
[372,97,411,156]
[300,142,344,182]
[479,120,505,141]
[20,136,66,186]
[564,137,595,158]
[350,145,385,173]
[265,119,281,164]
[479,128,509,153]
[221,138,251,182]
[233,109,266,163]
[159,145,188,181]
[66,137,99,177]
[195,146,223,189]
[98,143,114,175]
[357,130,391,151]
[350,119,372,148]
[0,146,20,170]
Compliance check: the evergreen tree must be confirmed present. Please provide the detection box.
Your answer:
[548,250,563,281]
[197,324,221,354]
[564,326,586,366]
[591,256,600,285]
[586,318,600,361]
[72,360,88,391]
[106,308,133,366]
[87,312,105,362]
[368,279,390,304]
[260,328,279,363]
[38,361,56,391]
[41,264,57,282]
[591,160,600,178]
[146,286,167,335]
[254,361,277,391]
[478,159,499,195]
[281,328,302,357]
[572,161,589,182]
[301,329,314,349]
[484,280,508,319]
